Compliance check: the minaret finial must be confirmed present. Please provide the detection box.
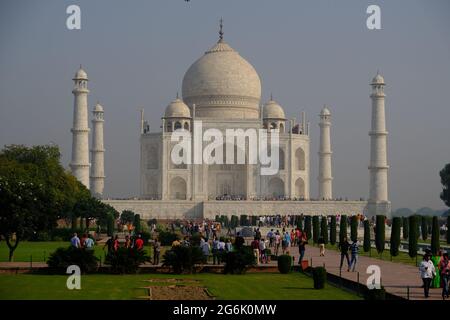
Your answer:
[270,92,273,101]
[176,92,179,99]
[219,18,224,41]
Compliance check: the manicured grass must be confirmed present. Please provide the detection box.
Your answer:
[0,273,359,300]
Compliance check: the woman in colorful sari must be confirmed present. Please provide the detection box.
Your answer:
[431,250,442,288]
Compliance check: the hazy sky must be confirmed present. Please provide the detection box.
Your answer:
[1,0,449,211]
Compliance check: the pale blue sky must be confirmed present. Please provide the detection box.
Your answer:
[1,0,449,210]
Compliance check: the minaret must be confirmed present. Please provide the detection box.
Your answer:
[318,106,333,200]
[368,72,391,216]
[70,66,90,188]
[90,103,105,197]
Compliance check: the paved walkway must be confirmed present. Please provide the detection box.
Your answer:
[284,244,444,300]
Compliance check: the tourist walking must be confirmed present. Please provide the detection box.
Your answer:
[338,237,351,271]
[259,238,267,263]
[200,238,210,263]
[84,234,95,250]
[349,240,359,272]
[419,254,436,298]
[135,234,144,251]
[318,236,325,256]
[104,236,114,254]
[439,252,450,299]
[212,237,220,265]
[275,231,281,256]
[251,237,260,265]
[153,238,161,265]
[298,235,307,267]
[431,250,442,288]
[70,233,81,248]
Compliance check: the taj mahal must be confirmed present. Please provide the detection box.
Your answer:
[69,22,391,219]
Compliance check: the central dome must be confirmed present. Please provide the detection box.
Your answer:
[182,38,261,119]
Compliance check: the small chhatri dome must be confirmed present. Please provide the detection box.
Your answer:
[263,98,285,119]
[74,65,88,80]
[94,102,103,112]
[320,105,331,116]
[164,98,191,118]
[372,72,385,85]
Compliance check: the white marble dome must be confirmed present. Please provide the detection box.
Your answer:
[164,98,191,118]
[263,99,285,119]
[181,38,261,119]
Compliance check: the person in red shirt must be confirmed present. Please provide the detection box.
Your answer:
[113,235,120,252]
[135,234,144,251]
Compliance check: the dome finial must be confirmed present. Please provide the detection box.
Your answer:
[219,18,224,42]
[176,91,179,99]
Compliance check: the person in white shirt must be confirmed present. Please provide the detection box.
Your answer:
[259,238,267,263]
[419,254,436,298]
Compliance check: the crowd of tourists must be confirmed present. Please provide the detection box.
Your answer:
[419,249,450,299]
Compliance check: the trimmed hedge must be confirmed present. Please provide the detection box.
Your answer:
[312,267,327,289]
[277,254,292,274]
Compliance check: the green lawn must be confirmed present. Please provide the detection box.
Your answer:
[0,273,359,300]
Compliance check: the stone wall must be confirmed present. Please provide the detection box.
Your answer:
[103,199,368,220]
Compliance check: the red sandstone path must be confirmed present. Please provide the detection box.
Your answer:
[284,244,444,300]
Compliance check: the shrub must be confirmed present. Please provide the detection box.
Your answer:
[402,216,409,240]
[350,216,358,242]
[339,215,348,242]
[364,287,386,300]
[312,267,327,289]
[312,216,319,244]
[330,216,337,245]
[158,230,180,246]
[390,217,401,257]
[147,218,157,227]
[105,247,150,274]
[304,216,312,240]
[375,215,385,254]
[162,245,204,274]
[190,232,203,246]
[277,254,292,274]
[47,246,99,273]
[408,215,418,258]
[140,231,151,244]
[223,246,256,274]
[431,216,440,255]
[363,220,371,252]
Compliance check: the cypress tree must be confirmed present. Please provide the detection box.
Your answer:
[339,215,348,242]
[416,215,421,239]
[134,214,141,233]
[447,216,450,245]
[320,216,328,244]
[431,216,440,255]
[304,216,312,240]
[330,216,337,245]
[390,217,401,257]
[312,216,320,244]
[350,215,358,242]
[408,215,418,258]
[363,220,371,252]
[106,214,115,237]
[297,216,304,231]
[375,215,385,255]
[421,216,428,241]
[402,216,409,240]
